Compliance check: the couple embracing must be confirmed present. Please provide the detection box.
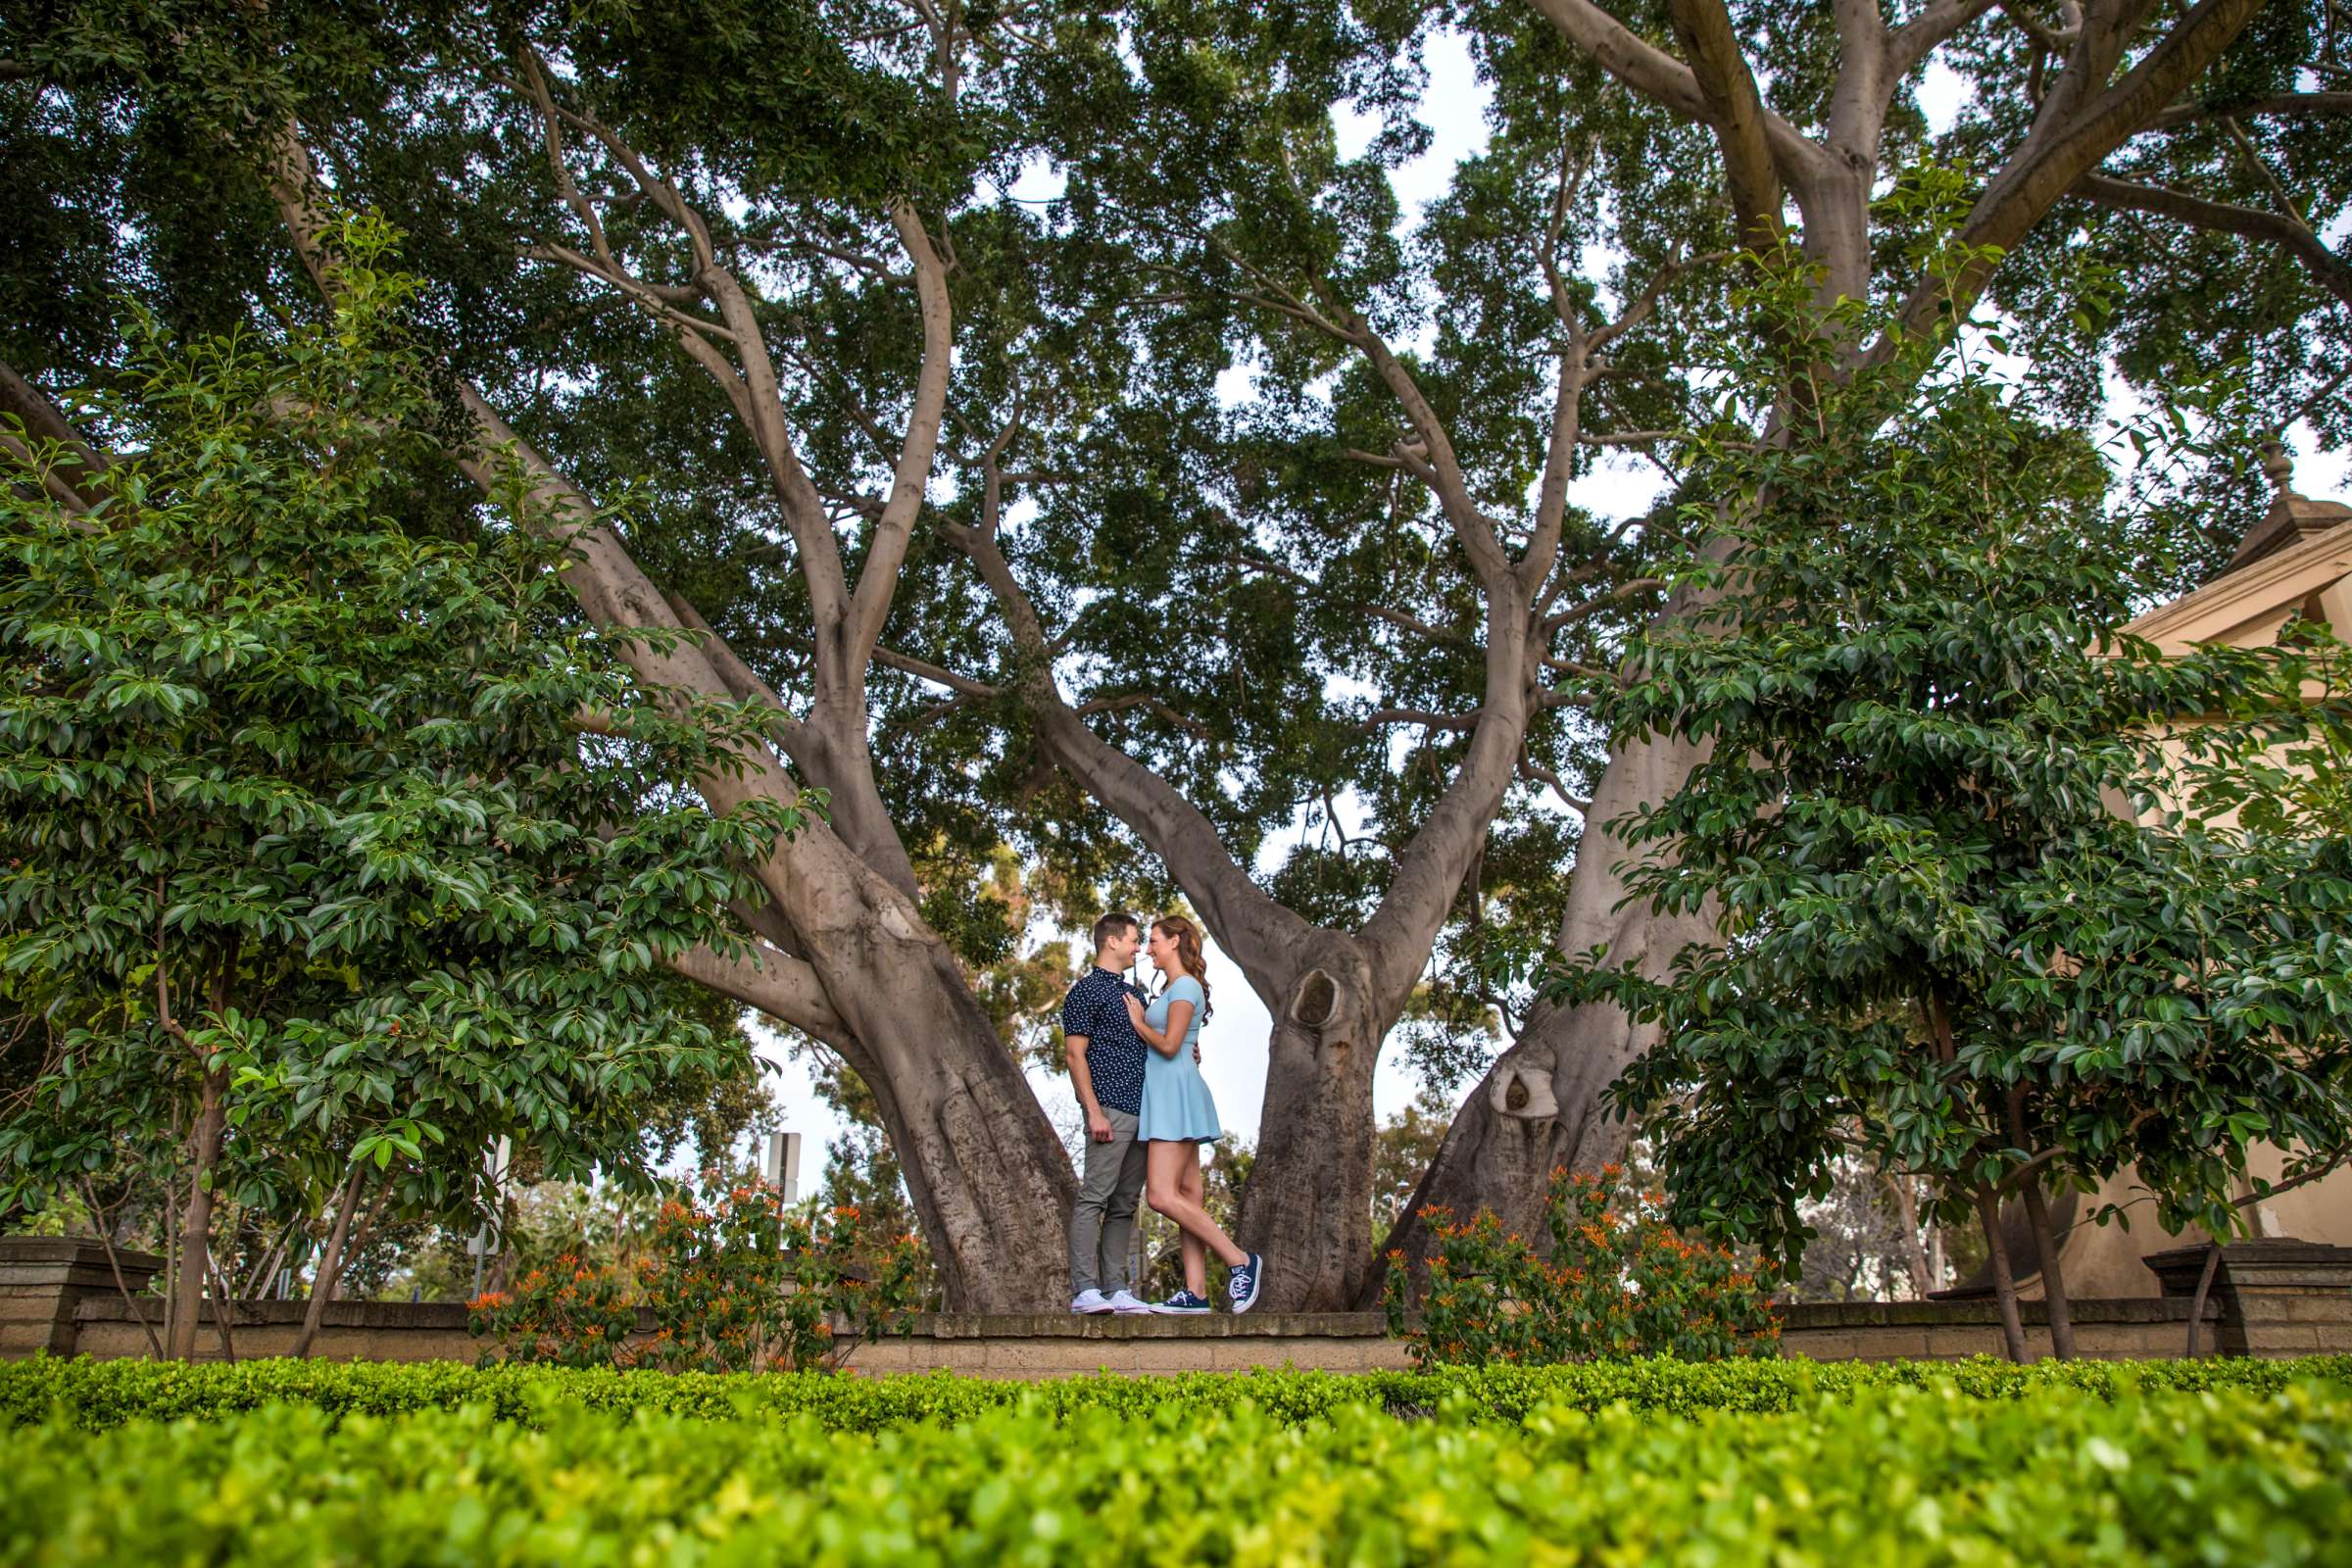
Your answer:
[1061,911,1265,1315]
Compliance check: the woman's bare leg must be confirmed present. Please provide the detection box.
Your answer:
[1147,1141,1245,1269]
[1176,1153,1208,1297]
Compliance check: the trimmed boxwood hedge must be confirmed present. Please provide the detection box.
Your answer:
[3,1351,2347,1431]
[3,1371,2348,1564]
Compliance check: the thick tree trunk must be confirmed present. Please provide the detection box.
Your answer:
[1370,727,1715,1301]
[1231,942,1397,1311]
[765,872,1079,1310]
[165,1065,228,1361]
[856,1013,1080,1312]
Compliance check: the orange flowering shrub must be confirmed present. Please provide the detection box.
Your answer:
[1383,1165,1780,1367]
[466,1253,636,1370]
[634,1187,923,1375]
[468,1181,922,1374]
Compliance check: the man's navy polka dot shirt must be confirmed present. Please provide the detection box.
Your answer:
[1060,966,1149,1116]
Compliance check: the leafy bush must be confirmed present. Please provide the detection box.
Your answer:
[1386,1165,1781,1366]
[0,221,808,1359]
[635,1189,921,1374]
[466,1253,638,1371]
[468,1183,920,1373]
[2,1376,2347,1563]
[5,1352,2343,1436]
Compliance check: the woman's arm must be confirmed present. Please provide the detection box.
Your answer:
[1124,992,1196,1057]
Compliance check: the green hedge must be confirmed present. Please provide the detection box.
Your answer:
[4,1379,2347,1564]
[4,1351,2347,1433]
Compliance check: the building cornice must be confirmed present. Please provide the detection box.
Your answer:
[2125,524,2352,651]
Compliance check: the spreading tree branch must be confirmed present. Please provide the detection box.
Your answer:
[2074,172,2352,310]
[1893,0,2270,343]
[2153,90,2352,128]
[1666,0,1790,251]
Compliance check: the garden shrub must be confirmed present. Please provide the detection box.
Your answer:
[466,1252,638,1371]
[5,1352,2343,1435]
[1386,1164,1780,1366]
[634,1187,922,1374]
[467,1183,921,1373]
[1,1377,2346,1563]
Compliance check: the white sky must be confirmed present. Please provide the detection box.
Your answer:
[750,30,2350,1175]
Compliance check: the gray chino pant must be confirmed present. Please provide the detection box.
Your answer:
[1068,1107,1149,1298]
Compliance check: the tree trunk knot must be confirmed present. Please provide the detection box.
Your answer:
[1490,1054,1559,1121]
[1289,968,1339,1029]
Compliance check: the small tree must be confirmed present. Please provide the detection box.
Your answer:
[0,220,808,1357]
[1559,317,2352,1361]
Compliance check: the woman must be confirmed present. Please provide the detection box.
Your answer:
[1125,913,1263,1314]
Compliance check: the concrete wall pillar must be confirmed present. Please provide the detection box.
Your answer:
[0,1237,162,1358]
[2146,1240,2352,1357]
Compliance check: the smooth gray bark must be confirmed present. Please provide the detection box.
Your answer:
[1367,724,1716,1300]
[264,122,1080,1312]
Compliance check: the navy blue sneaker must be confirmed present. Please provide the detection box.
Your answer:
[1149,1290,1211,1315]
[1227,1252,1263,1314]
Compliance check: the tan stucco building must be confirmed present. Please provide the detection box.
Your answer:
[2049,451,2352,1298]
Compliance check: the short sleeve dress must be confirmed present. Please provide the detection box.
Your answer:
[1135,976,1221,1144]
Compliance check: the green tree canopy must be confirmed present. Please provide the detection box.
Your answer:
[1563,292,2352,1361]
[4,0,2344,1308]
[0,222,807,1354]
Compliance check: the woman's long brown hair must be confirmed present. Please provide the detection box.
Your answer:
[1151,913,1212,1019]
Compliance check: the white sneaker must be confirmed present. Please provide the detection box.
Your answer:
[1105,1289,1153,1315]
[1070,1289,1115,1314]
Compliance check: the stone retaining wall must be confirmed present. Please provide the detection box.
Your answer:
[39,1293,2250,1374]
[0,1238,146,1359]
[1774,1297,2215,1364]
[13,1236,2346,1376]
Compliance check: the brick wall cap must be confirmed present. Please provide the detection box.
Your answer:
[1781,1298,2213,1329]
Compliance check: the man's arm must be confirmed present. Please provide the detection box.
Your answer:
[1064,1033,1113,1143]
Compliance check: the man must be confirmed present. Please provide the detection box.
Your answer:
[1060,910,1154,1313]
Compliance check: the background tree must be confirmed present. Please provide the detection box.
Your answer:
[1788,1156,1945,1302]
[1392,0,2337,1290]
[1371,1089,1454,1250]
[7,0,2345,1309]
[0,232,803,1355]
[1561,310,2352,1361]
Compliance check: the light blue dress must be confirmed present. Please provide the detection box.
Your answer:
[1136,976,1220,1144]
